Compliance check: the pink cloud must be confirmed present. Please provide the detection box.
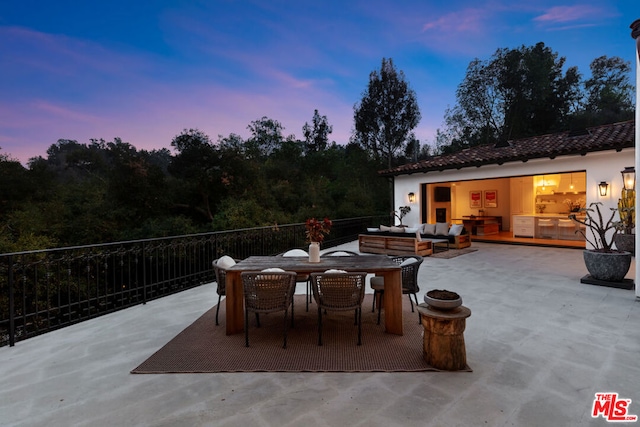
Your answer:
[533,5,603,24]
[422,8,488,34]
[31,100,105,126]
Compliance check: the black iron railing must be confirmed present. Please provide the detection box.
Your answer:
[0,216,386,347]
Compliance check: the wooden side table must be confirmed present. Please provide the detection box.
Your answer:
[417,303,471,370]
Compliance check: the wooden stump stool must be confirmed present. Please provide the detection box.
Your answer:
[417,303,471,371]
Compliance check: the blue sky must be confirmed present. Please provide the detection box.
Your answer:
[1,1,638,163]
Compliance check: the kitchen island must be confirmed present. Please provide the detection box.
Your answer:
[512,214,585,240]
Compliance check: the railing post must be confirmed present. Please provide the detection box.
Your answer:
[8,255,15,347]
[142,241,147,305]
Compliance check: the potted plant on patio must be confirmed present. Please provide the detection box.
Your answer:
[392,206,411,226]
[569,202,632,283]
[613,186,635,254]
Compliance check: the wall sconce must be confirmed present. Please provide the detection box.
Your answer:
[598,181,609,197]
[621,166,635,191]
[408,192,416,203]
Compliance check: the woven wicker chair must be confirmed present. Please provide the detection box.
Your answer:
[212,257,240,326]
[241,270,297,348]
[278,249,312,311]
[310,271,367,346]
[370,255,424,325]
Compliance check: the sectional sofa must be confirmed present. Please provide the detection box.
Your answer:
[358,223,471,256]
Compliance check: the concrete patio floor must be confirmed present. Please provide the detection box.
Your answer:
[1,242,639,427]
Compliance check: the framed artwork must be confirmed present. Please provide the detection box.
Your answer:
[484,190,498,208]
[469,191,482,208]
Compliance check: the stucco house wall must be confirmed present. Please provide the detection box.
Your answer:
[394,149,635,234]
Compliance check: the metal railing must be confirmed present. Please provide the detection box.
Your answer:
[0,216,386,347]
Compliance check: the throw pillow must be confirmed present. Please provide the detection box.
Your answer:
[380,225,391,231]
[449,224,464,236]
[367,227,379,232]
[324,269,348,274]
[261,268,285,272]
[282,249,308,257]
[422,223,436,235]
[390,226,405,233]
[217,255,236,269]
[435,222,449,236]
[404,227,419,233]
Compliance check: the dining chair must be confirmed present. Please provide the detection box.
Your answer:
[310,271,367,346]
[241,270,297,348]
[370,255,424,324]
[212,256,239,326]
[278,249,312,311]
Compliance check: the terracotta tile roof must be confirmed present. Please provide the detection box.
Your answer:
[379,120,635,177]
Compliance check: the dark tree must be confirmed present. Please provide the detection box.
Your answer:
[245,117,285,159]
[169,129,220,222]
[441,43,581,150]
[583,56,634,124]
[303,109,333,152]
[353,58,421,168]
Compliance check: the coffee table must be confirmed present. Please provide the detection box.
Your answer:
[429,238,450,252]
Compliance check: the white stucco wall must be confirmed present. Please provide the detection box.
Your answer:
[394,149,635,231]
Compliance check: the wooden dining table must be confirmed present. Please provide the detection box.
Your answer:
[225,254,404,335]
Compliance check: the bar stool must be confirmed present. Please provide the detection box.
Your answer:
[557,219,576,240]
[537,219,557,239]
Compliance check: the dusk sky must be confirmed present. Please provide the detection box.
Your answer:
[1,1,638,164]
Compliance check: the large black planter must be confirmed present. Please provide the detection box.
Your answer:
[583,250,632,282]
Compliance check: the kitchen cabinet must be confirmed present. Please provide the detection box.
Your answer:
[513,214,585,240]
[513,215,535,237]
[510,177,534,215]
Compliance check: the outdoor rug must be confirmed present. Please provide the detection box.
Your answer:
[131,295,472,373]
[430,247,478,259]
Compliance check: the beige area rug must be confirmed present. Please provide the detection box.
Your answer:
[431,247,478,259]
[132,295,472,373]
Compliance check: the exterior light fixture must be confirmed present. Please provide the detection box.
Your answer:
[621,166,635,191]
[408,192,416,203]
[599,181,609,197]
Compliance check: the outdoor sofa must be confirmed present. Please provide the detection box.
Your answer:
[358,223,471,256]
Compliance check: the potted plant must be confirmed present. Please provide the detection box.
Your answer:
[305,217,332,263]
[613,187,635,254]
[569,202,632,282]
[392,206,411,226]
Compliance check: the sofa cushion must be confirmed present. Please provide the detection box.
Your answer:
[449,224,464,236]
[404,227,419,233]
[400,258,418,267]
[435,222,449,236]
[422,223,436,235]
[282,249,308,257]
